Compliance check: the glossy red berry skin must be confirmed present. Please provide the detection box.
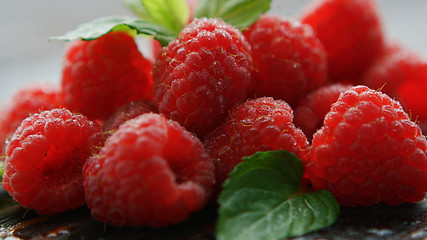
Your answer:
[244,15,328,107]
[152,18,254,136]
[84,113,215,227]
[308,86,427,206]
[204,97,310,196]
[61,31,153,120]
[2,108,104,215]
[301,0,385,82]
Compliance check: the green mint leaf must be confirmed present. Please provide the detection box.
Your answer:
[123,0,190,35]
[50,16,175,46]
[216,150,340,240]
[195,0,271,29]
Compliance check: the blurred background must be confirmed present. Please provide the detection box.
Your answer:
[0,0,426,102]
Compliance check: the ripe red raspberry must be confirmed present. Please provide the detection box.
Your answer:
[149,0,199,61]
[203,97,310,195]
[308,86,427,206]
[294,83,353,140]
[83,113,215,227]
[361,47,427,133]
[61,31,153,120]
[102,100,157,133]
[0,83,60,155]
[152,18,254,136]
[2,108,104,215]
[300,0,385,82]
[244,15,328,107]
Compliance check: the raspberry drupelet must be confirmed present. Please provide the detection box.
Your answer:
[61,31,154,120]
[102,100,157,133]
[0,83,60,155]
[203,97,310,196]
[244,15,328,107]
[2,108,104,215]
[294,83,353,141]
[152,18,254,136]
[308,86,427,206]
[361,47,427,134]
[83,113,215,227]
[149,0,199,61]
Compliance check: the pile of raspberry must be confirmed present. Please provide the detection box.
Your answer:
[1,0,426,229]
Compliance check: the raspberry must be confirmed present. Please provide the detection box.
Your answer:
[149,0,199,61]
[294,83,353,140]
[244,15,328,107]
[83,113,215,227]
[102,100,157,133]
[150,39,163,62]
[300,0,385,82]
[361,47,427,133]
[0,83,60,155]
[152,18,254,136]
[2,108,104,215]
[203,97,310,195]
[61,31,154,120]
[308,86,427,206]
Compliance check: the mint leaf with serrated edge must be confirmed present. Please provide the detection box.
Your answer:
[195,0,271,29]
[216,150,340,240]
[123,0,190,35]
[49,16,175,46]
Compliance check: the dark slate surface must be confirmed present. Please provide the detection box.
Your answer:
[0,187,425,240]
